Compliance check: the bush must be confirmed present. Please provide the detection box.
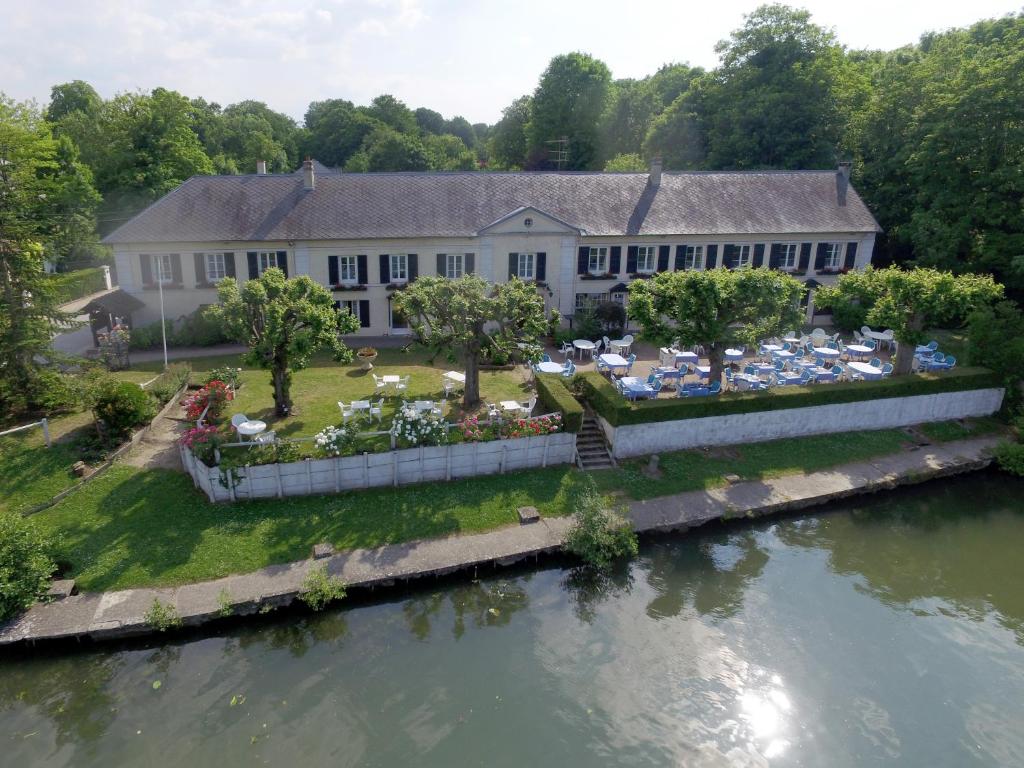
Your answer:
[314,424,357,457]
[181,380,232,422]
[535,374,584,432]
[0,513,57,620]
[570,306,602,340]
[299,564,347,611]
[203,365,242,390]
[173,305,230,347]
[147,362,191,405]
[128,320,173,350]
[564,480,638,570]
[92,379,157,441]
[994,441,1024,476]
[180,425,224,466]
[577,367,997,426]
[391,409,448,447]
[144,598,182,631]
[25,368,80,415]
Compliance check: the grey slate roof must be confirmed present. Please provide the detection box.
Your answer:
[102,169,881,245]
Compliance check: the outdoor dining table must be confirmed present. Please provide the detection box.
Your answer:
[653,366,682,380]
[844,344,873,361]
[724,348,744,362]
[915,345,935,355]
[864,329,894,350]
[694,365,711,380]
[733,373,765,391]
[759,343,783,355]
[382,374,401,387]
[776,371,803,384]
[598,353,629,373]
[535,361,565,374]
[812,346,841,360]
[847,361,883,380]
[351,400,371,417]
[619,377,657,400]
[810,367,836,382]
[572,339,596,359]
[660,348,698,368]
[753,363,776,376]
[783,336,803,344]
[442,370,466,384]
[609,339,630,354]
[773,350,796,361]
[236,420,267,440]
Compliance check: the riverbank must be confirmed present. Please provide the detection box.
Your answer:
[0,435,1000,648]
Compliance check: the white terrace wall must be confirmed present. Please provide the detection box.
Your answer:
[600,388,1005,459]
[181,431,577,502]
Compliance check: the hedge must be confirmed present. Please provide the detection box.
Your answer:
[577,367,998,426]
[535,374,584,433]
[46,267,107,305]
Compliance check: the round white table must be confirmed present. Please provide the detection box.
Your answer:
[724,348,744,362]
[845,344,873,360]
[812,347,841,360]
[572,339,596,359]
[237,420,267,439]
[536,361,564,374]
[783,336,802,344]
[760,344,783,354]
[848,361,883,380]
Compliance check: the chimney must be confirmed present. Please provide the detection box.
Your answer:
[256,160,267,175]
[836,161,851,206]
[303,158,315,191]
[648,156,663,188]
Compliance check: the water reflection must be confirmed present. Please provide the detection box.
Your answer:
[402,579,529,640]
[562,564,634,624]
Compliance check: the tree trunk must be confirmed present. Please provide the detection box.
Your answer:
[272,362,291,416]
[707,344,726,388]
[463,353,481,409]
[893,314,924,376]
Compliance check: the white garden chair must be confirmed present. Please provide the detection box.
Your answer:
[371,373,387,394]
[253,430,276,444]
[369,398,384,423]
[231,413,249,431]
[338,401,355,424]
[394,375,410,395]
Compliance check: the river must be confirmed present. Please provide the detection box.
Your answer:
[2,472,1023,767]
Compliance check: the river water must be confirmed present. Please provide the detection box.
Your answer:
[2,472,1023,767]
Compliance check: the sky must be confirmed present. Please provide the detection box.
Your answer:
[2,0,1021,125]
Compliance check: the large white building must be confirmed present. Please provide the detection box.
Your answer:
[103,159,881,334]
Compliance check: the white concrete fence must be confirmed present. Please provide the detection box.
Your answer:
[181,431,577,502]
[0,418,51,447]
[598,387,1005,459]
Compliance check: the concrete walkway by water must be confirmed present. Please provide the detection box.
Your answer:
[0,436,999,647]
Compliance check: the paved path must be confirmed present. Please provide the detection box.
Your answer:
[0,435,999,647]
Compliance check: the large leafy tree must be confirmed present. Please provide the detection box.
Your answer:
[815,267,1004,375]
[212,268,358,416]
[392,275,549,407]
[628,269,804,384]
[302,99,380,168]
[527,53,611,170]
[488,95,531,169]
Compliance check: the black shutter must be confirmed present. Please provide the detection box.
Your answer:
[675,245,686,270]
[769,244,782,269]
[508,253,517,279]
[799,243,812,270]
[276,250,288,277]
[357,254,368,285]
[844,242,858,269]
[170,253,182,285]
[706,245,718,269]
[407,254,418,281]
[140,254,153,285]
[536,252,546,281]
[465,253,474,274]
[359,300,370,328]
[753,244,766,268]
[626,245,638,274]
[224,252,235,278]
[814,243,828,270]
[247,252,258,279]
[577,247,588,275]
[193,253,206,286]
[329,255,339,286]
[379,254,390,284]
[722,245,737,269]
[437,253,446,276]
[609,246,621,274]
[658,245,670,272]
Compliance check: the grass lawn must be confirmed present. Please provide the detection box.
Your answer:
[29,420,1001,592]
[926,328,969,361]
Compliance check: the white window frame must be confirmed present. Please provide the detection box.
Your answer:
[445,253,464,279]
[683,245,704,271]
[736,244,752,269]
[575,292,610,311]
[822,242,842,270]
[588,246,608,275]
[517,252,535,280]
[635,245,656,274]
[390,254,408,283]
[155,253,174,284]
[339,255,358,284]
[204,252,226,282]
[777,243,798,270]
[258,251,279,274]
[336,299,359,317]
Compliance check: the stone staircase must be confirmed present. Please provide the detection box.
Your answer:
[575,414,616,471]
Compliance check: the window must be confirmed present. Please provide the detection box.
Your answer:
[204,253,225,282]
[735,245,751,269]
[390,254,408,282]
[445,253,464,279]
[575,293,609,311]
[588,246,608,275]
[336,299,358,317]
[636,245,656,273]
[777,243,798,270]
[339,255,357,283]
[156,253,174,284]
[390,301,408,330]
[822,242,842,270]
[517,252,535,280]
[683,245,703,270]
[258,251,279,274]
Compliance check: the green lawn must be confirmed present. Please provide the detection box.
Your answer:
[29,420,1001,592]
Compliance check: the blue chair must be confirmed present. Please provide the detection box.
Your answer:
[562,361,576,378]
[646,373,659,385]
[869,357,882,369]
[650,379,663,396]
[881,362,894,377]
[944,355,956,369]
[782,342,792,352]
[815,357,825,368]
[799,370,812,385]
[926,340,939,351]
[596,358,609,374]
[831,364,843,380]
[933,352,946,363]
[775,360,785,371]
[541,353,551,363]
[708,380,721,395]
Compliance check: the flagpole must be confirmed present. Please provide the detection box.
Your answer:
[158,257,168,370]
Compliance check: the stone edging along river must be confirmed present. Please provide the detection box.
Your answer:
[0,435,1000,649]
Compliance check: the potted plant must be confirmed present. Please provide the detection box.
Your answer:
[356,346,378,370]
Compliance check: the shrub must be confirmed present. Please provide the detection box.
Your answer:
[994,441,1024,477]
[391,409,448,447]
[25,368,80,416]
[92,379,157,441]
[147,362,191,405]
[203,366,242,390]
[144,598,182,631]
[0,513,57,620]
[299,564,347,611]
[535,374,584,432]
[180,425,224,466]
[571,306,602,340]
[182,380,232,422]
[128,320,174,350]
[314,424,357,457]
[564,480,638,570]
[504,413,561,438]
[173,306,230,347]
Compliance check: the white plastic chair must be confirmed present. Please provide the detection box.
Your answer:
[231,413,249,431]
[371,373,387,394]
[337,401,355,424]
[369,398,384,422]
[621,334,634,354]
[442,379,454,398]
[520,395,537,416]
[394,375,410,395]
[253,430,276,444]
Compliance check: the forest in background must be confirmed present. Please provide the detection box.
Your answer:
[2,4,1022,293]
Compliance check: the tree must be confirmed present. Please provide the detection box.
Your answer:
[392,275,549,407]
[967,301,1024,411]
[46,80,101,123]
[423,133,476,170]
[628,269,804,384]
[363,94,417,134]
[414,107,446,135]
[598,78,660,160]
[303,99,380,168]
[815,267,1004,375]
[212,268,359,416]
[488,95,531,169]
[642,92,707,169]
[443,116,476,149]
[359,126,430,171]
[604,152,646,172]
[0,513,56,621]
[527,53,611,170]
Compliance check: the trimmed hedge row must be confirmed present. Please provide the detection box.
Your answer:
[577,367,997,427]
[535,373,584,433]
